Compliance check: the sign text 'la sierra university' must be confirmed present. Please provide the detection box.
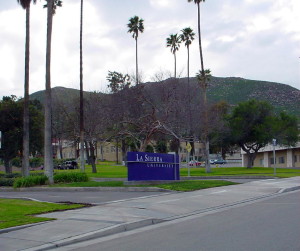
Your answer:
[127,152,180,181]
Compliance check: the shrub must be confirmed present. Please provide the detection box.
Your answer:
[0,173,21,179]
[11,157,21,167]
[54,172,89,183]
[0,178,15,187]
[13,175,48,188]
[30,157,43,168]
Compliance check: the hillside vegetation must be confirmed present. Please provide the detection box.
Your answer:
[29,76,300,118]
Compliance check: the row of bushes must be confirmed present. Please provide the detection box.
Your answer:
[0,173,89,188]
[9,157,77,168]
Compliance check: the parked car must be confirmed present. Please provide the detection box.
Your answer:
[189,160,202,167]
[55,160,78,170]
[214,159,226,165]
[209,159,216,165]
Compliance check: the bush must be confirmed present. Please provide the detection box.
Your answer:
[54,172,89,183]
[30,157,43,168]
[11,157,21,167]
[0,178,15,187]
[0,173,21,179]
[13,175,48,188]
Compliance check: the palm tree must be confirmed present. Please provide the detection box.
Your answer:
[127,16,144,85]
[17,0,36,177]
[44,0,62,184]
[180,27,195,85]
[79,0,85,172]
[166,34,181,78]
[188,0,211,173]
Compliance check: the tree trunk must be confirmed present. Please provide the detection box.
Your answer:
[4,159,12,174]
[44,0,54,184]
[89,141,97,173]
[174,52,176,78]
[122,139,127,163]
[197,2,211,173]
[246,153,256,169]
[22,6,30,177]
[116,138,119,164]
[84,141,89,164]
[79,0,85,173]
[136,37,138,85]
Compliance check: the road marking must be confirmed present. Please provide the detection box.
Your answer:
[210,190,227,194]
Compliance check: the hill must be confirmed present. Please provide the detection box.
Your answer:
[29,77,300,118]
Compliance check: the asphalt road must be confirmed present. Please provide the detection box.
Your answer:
[0,191,169,204]
[56,190,300,251]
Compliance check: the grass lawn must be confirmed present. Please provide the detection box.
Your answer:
[0,199,84,229]
[52,180,238,192]
[154,180,237,191]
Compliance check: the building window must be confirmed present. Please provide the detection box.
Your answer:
[294,155,297,163]
[278,156,285,164]
[270,158,276,164]
[260,159,263,165]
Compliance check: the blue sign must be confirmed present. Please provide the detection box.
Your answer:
[127,152,180,181]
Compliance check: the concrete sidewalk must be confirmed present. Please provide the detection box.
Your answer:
[1,177,300,251]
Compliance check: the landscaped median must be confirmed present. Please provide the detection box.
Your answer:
[0,198,85,230]
[50,180,238,192]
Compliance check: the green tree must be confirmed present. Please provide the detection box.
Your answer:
[188,0,211,172]
[0,96,43,174]
[180,27,195,84]
[166,34,181,78]
[127,16,144,85]
[44,0,62,184]
[106,71,131,93]
[17,0,37,177]
[227,100,299,168]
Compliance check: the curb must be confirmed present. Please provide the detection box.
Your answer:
[181,176,277,180]
[279,185,300,193]
[22,218,164,251]
[0,222,49,235]
[0,186,171,192]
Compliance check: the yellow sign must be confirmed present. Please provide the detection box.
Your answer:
[186,143,192,153]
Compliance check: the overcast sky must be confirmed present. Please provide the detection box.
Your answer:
[0,0,299,98]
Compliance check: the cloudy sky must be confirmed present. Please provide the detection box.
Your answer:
[0,0,299,98]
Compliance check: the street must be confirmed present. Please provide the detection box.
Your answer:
[55,190,300,251]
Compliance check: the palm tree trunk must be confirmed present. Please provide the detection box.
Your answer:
[174,52,177,78]
[22,6,30,177]
[197,2,211,173]
[44,0,54,184]
[136,37,138,85]
[197,3,204,72]
[79,0,85,172]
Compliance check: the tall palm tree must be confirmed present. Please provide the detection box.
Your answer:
[180,27,195,85]
[44,0,62,184]
[180,27,195,150]
[188,0,211,173]
[79,0,85,172]
[17,0,36,177]
[127,16,144,85]
[166,34,181,78]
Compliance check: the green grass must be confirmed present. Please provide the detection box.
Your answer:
[155,180,237,191]
[50,180,238,192]
[0,198,84,229]
[179,167,300,177]
[2,164,300,183]
[50,181,124,187]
